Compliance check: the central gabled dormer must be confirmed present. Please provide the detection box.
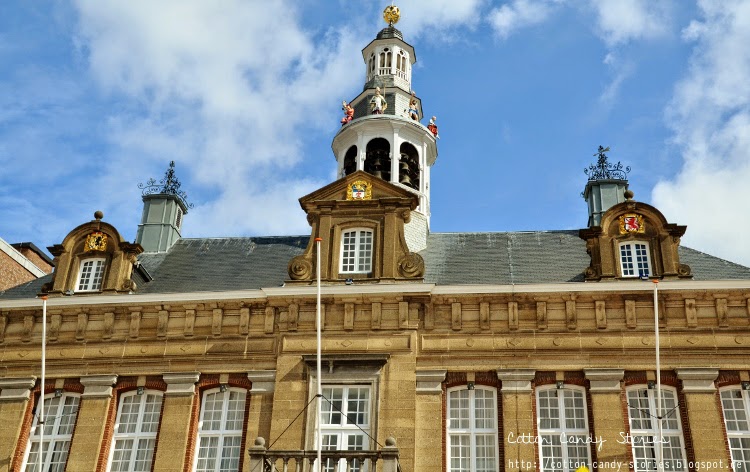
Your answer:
[287,171,424,284]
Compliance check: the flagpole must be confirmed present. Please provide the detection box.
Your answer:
[653,280,663,472]
[315,237,323,472]
[39,295,48,471]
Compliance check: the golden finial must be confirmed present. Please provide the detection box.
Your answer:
[383,4,400,26]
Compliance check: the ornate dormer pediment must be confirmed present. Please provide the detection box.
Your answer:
[44,211,143,296]
[579,196,691,281]
[287,171,424,284]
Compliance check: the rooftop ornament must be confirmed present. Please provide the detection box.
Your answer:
[383,4,400,26]
[138,160,194,209]
[584,145,631,181]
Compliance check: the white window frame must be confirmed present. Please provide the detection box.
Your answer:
[22,392,80,472]
[340,229,373,274]
[319,385,373,472]
[536,385,592,472]
[625,386,687,472]
[193,387,247,472]
[720,386,750,472]
[446,386,499,472]
[619,241,651,278]
[76,257,106,292]
[107,390,163,472]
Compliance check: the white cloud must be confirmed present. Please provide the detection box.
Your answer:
[391,0,486,38]
[487,0,562,39]
[71,0,367,237]
[588,0,671,46]
[599,52,634,106]
[653,0,750,266]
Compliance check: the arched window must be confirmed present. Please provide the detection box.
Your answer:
[378,48,391,74]
[194,387,247,472]
[22,392,81,472]
[446,386,498,472]
[108,389,164,471]
[619,241,651,278]
[364,138,390,181]
[720,386,750,471]
[398,143,419,190]
[340,229,373,274]
[344,146,357,177]
[368,53,376,77]
[536,386,591,472]
[396,50,408,80]
[76,257,106,292]
[625,386,687,472]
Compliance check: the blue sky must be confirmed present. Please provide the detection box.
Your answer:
[2,0,750,267]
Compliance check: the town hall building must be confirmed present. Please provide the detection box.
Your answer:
[2,6,750,472]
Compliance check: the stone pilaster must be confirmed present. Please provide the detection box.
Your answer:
[153,373,200,472]
[676,368,730,470]
[584,369,627,472]
[66,375,117,471]
[497,369,535,471]
[415,370,446,472]
[243,371,276,472]
[0,377,36,471]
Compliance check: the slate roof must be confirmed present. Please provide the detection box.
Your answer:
[2,231,750,300]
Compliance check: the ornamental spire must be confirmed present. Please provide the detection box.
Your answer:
[138,161,194,210]
[584,145,631,181]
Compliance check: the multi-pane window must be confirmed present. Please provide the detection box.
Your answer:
[536,387,591,472]
[77,258,106,291]
[340,229,373,274]
[619,242,650,278]
[23,392,80,472]
[626,386,687,472]
[720,387,750,471]
[194,388,246,472]
[320,385,372,472]
[446,386,498,472]
[108,390,163,472]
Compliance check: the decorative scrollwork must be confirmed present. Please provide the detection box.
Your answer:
[678,264,692,277]
[398,252,424,278]
[584,146,631,181]
[138,161,194,209]
[288,256,313,280]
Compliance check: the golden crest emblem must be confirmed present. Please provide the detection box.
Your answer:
[85,231,108,252]
[347,180,373,201]
[619,214,645,234]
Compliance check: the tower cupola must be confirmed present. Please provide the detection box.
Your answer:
[582,146,630,227]
[135,161,193,253]
[332,5,438,252]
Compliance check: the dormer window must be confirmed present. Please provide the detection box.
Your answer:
[619,241,650,278]
[77,258,106,292]
[341,229,373,274]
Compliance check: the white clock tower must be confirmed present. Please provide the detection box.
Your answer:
[331,5,438,252]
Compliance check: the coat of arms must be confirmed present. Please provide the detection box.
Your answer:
[619,214,645,234]
[347,180,372,201]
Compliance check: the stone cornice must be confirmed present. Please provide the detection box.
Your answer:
[3,280,750,310]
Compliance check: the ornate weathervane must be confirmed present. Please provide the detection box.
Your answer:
[138,160,194,209]
[584,145,631,181]
[383,4,401,26]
